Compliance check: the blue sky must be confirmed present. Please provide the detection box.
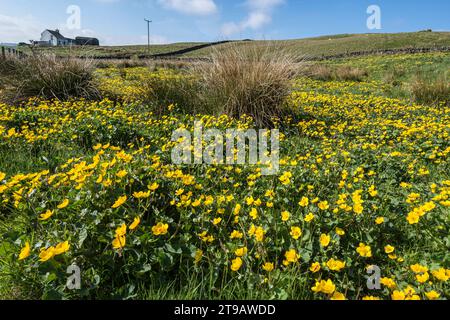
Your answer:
[0,0,449,45]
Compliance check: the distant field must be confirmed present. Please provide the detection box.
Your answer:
[19,31,450,59]
[185,32,450,58]
[22,42,208,58]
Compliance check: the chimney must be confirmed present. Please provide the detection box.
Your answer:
[55,29,59,33]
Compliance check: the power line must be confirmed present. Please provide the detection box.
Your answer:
[144,18,152,54]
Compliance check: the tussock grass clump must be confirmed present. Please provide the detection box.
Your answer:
[410,76,450,106]
[139,70,200,115]
[305,64,368,82]
[0,54,99,103]
[193,44,301,127]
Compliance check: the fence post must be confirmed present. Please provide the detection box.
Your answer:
[1,46,5,59]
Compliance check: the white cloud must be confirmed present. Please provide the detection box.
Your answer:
[0,14,43,43]
[158,0,218,16]
[221,0,284,36]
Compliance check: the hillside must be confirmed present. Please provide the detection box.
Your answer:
[185,32,450,58]
[19,31,450,59]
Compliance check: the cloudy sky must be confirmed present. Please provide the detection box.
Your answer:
[0,0,449,45]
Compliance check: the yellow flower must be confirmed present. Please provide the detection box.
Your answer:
[129,217,141,230]
[230,230,244,239]
[410,264,428,274]
[318,201,329,211]
[115,223,127,237]
[262,262,274,272]
[116,170,128,178]
[380,277,397,289]
[335,227,345,236]
[235,247,248,257]
[375,217,385,225]
[254,226,265,242]
[298,197,309,207]
[39,209,54,221]
[233,204,241,215]
[290,226,302,240]
[320,234,331,247]
[331,292,346,300]
[148,182,160,191]
[384,245,395,254]
[431,268,449,281]
[281,211,290,222]
[133,191,151,199]
[57,199,69,209]
[249,208,258,220]
[213,217,222,225]
[231,257,243,272]
[112,195,127,209]
[304,213,315,222]
[19,242,31,260]
[310,262,321,273]
[284,249,300,264]
[39,247,56,262]
[112,234,126,250]
[407,210,421,224]
[311,279,335,295]
[194,249,203,264]
[362,296,381,300]
[152,222,169,236]
[54,241,70,255]
[391,290,406,300]
[356,243,372,258]
[326,258,346,271]
[416,272,430,283]
[425,291,440,300]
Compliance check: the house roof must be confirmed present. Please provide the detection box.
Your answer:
[44,29,67,40]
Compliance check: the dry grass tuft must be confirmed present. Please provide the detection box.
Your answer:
[0,54,99,103]
[192,43,302,127]
[410,75,450,106]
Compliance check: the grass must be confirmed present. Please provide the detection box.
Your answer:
[193,43,301,127]
[0,36,449,300]
[23,42,208,59]
[18,31,450,60]
[184,32,450,58]
[0,54,99,103]
[411,75,450,106]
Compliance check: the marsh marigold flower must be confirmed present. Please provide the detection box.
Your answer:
[299,197,309,207]
[356,243,372,258]
[425,291,440,300]
[54,241,70,255]
[235,247,248,257]
[290,226,302,240]
[262,262,274,272]
[152,222,169,236]
[129,217,141,230]
[57,199,69,209]
[39,247,56,262]
[310,262,321,273]
[284,249,300,265]
[320,234,331,247]
[39,209,54,221]
[231,257,243,272]
[311,279,335,295]
[19,242,31,260]
[112,195,127,209]
[281,211,290,222]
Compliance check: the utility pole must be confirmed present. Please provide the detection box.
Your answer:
[144,18,152,54]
